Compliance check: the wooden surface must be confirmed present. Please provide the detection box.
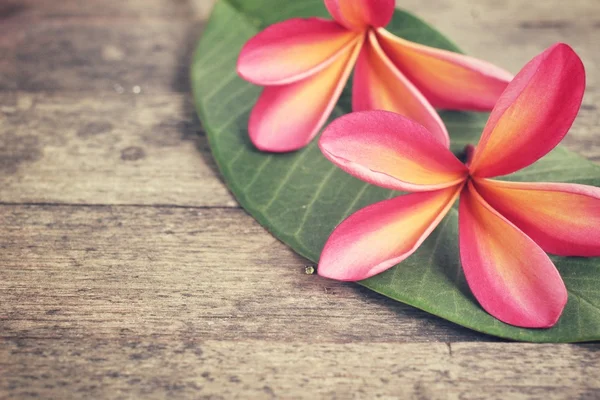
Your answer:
[1,0,599,398]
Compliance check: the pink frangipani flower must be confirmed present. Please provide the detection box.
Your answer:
[237,0,513,152]
[317,43,598,328]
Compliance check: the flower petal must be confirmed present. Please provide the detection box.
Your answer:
[319,187,461,281]
[459,181,567,328]
[474,179,600,257]
[319,110,468,192]
[469,43,586,178]
[353,31,449,146]
[249,38,362,152]
[324,0,394,31]
[376,28,513,111]
[237,18,359,85]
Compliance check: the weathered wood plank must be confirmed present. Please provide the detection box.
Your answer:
[6,0,599,24]
[0,93,235,206]
[2,0,214,20]
[0,20,202,93]
[9,1,220,22]
[0,204,488,342]
[1,339,599,399]
[0,0,598,94]
[1,91,597,207]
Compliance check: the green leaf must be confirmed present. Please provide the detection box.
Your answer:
[191,0,600,342]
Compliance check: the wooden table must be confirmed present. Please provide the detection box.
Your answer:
[1,0,599,398]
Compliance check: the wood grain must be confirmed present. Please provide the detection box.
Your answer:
[2,339,599,399]
[1,0,599,93]
[0,20,201,93]
[0,204,486,342]
[1,0,600,398]
[0,89,597,207]
[0,93,234,206]
[2,0,214,20]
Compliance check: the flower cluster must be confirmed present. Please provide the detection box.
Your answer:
[237,1,600,328]
[237,0,512,152]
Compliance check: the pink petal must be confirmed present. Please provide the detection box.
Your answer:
[324,0,395,31]
[352,31,449,146]
[469,43,586,178]
[459,181,568,328]
[475,179,600,257]
[319,187,461,281]
[237,18,359,85]
[376,28,513,111]
[319,110,468,192]
[249,37,362,152]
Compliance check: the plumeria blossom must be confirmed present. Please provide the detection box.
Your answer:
[317,43,599,328]
[237,0,513,152]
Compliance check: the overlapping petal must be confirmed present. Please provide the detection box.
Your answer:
[324,0,395,31]
[459,181,568,328]
[237,18,359,85]
[319,111,468,192]
[318,187,461,281]
[376,28,513,111]
[353,31,449,146]
[249,38,362,152]
[474,179,600,257]
[469,43,586,178]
